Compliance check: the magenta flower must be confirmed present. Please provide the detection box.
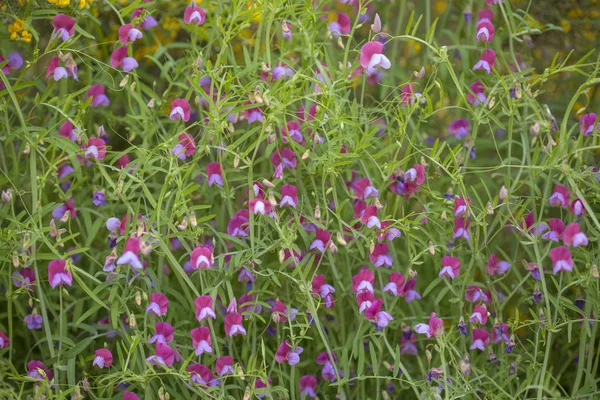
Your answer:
[486,253,511,276]
[216,356,234,376]
[365,298,393,328]
[149,322,175,344]
[476,10,495,43]
[311,274,335,308]
[316,352,342,382]
[82,137,106,161]
[275,339,304,366]
[453,217,471,240]
[117,237,142,269]
[470,328,490,350]
[48,260,72,289]
[123,392,140,400]
[271,300,294,323]
[329,12,351,36]
[52,14,76,41]
[400,278,422,302]
[470,304,488,325]
[473,49,496,73]
[255,378,273,398]
[448,119,469,140]
[279,184,299,208]
[170,98,191,122]
[310,228,331,253]
[146,343,175,367]
[191,326,212,355]
[352,269,374,294]
[383,272,406,296]
[414,312,444,338]
[542,218,566,242]
[357,291,375,314]
[146,293,169,316]
[52,197,76,220]
[404,164,426,185]
[0,331,9,349]
[58,121,77,141]
[465,285,489,303]
[299,375,317,398]
[227,209,250,237]
[563,222,588,247]
[46,57,68,81]
[249,198,272,215]
[354,178,379,200]
[111,46,138,72]
[131,8,158,30]
[467,81,486,105]
[361,205,381,229]
[87,84,110,107]
[224,313,246,336]
[369,243,392,268]
[549,246,574,274]
[174,132,197,159]
[194,295,216,321]
[439,256,461,279]
[453,196,471,217]
[118,24,143,44]
[272,63,295,80]
[570,198,585,218]
[206,162,223,187]
[360,41,391,77]
[12,267,35,288]
[190,245,214,270]
[244,101,263,124]
[184,4,207,25]
[579,113,598,136]
[280,20,292,40]
[549,184,570,207]
[271,148,297,179]
[281,121,303,144]
[188,364,217,386]
[93,348,113,368]
[27,360,53,381]
[376,221,401,241]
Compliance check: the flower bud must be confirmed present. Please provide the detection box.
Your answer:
[2,189,13,203]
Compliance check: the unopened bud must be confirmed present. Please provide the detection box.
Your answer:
[428,241,435,255]
[234,154,240,168]
[336,231,347,246]
[262,179,275,188]
[592,265,599,279]
[314,205,321,220]
[1,189,13,203]
[23,143,30,155]
[12,251,19,268]
[301,150,310,160]
[499,185,508,202]
[177,216,188,231]
[129,313,136,328]
[190,211,197,228]
[147,98,155,109]
[441,211,447,220]
[135,290,142,306]
[487,201,494,215]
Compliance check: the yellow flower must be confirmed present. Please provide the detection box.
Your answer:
[246,1,262,23]
[48,0,71,6]
[18,0,29,5]
[560,19,571,33]
[434,0,447,15]
[79,0,93,8]
[21,30,32,43]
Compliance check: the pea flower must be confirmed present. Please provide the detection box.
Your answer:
[24,313,43,330]
[190,245,214,270]
[46,57,68,81]
[216,356,234,376]
[146,293,168,316]
[439,256,461,279]
[110,46,138,72]
[377,221,402,241]
[117,237,143,269]
[184,3,207,25]
[579,113,598,136]
[414,312,444,338]
[352,269,374,294]
[563,222,588,247]
[299,375,317,398]
[170,98,191,122]
[0,331,9,349]
[486,253,511,276]
[48,259,72,289]
[275,339,304,366]
[549,184,570,207]
[12,267,36,288]
[467,81,486,105]
[52,197,77,220]
[146,343,175,367]
[188,364,218,386]
[542,218,565,242]
[316,352,343,382]
[365,299,393,328]
[570,198,585,218]
[470,304,488,325]
[370,243,392,267]
[354,178,379,199]
[383,272,406,296]
[329,13,351,37]
[453,217,471,240]
[82,137,106,161]
[149,322,174,344]
[453,196,471,217]
[310,228,331,253]
[448,119,470,139]
[195,295,216,321]
[205,162,223,186]
[549,246,573,274]
[472,49,496,73]
[280,21,292,40]
[191,327,212,355]
[87,84,110,107]
[224,313,246,336]
[476,10,495,43]
[27,360,53,381]
[360,41,391,77]
[52,14,76,41]
[93,349,113,368]
[118,24,143,44]
[311,274,335,308]
[470,328,490,350]
[361,205,381,229]
[465,285,489,303]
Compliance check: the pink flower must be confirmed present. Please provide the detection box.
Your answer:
[275,339,304,366]
[476,10,495,43]
[255,378,273,398]
[271,300,292,323]
[439,256,460,279]
[361,205,381,229]
[118,24,143,44]
[271,148,297,179]
[473,49,496,73]
[329,12,351,36]
[280,184,299,208]
[414,312,443,338]
[453,217,471,240]
[570,198,585,218]
[354,178,379,199]
[470,304,488,325]
[227,209,250,237]
[93,348,113,368]
[27,360,53,381]
[579,113,598,136]
[224,313,246,336]
[486,253,511,276]
[149,322,174,344]
[563,222,588,247]
[48,260,72,289]
[190,245,214,270]
[310,228,331,252]
[146,343,175,367]
[110,46,139,72]
[359,41,391,77]
[87,84,110,107]
[299,375,317,398]
[59,121,77,141]
[365,298,393,328]
[470,328,490,350]
[170,98,191,122]
[549,184,570,207]
[82,137,106,161]
[249,198,272,215]
[216,356,234,376]
[369,243,392,268]
[123,392,140,400]
[281,121,303,144]
[454,196,471,217]
[465,285,489,303]
[448,119,470,139]
[542,218,566,242]
[191,327,212,355]
[404,164,426,185]
[352,269,374,294]
[12,267,36,289]
[376,221,402,241]
[281,21,292,40]
[195,295,216,321]
[188,364,217,386]
[184,4,207,25]
[46,57,68,81]
[399,278,421,302]
[52,14,76,41]
[272,63,295,80]
[383,272,406,296]
[146,293,168,316]
[549,246,573,274]
[117,237,143,269]
[206,162,223,187]
[244,101,263,124]
[312,274,335,308]
[467,81,486,105]
[0,331,10,349]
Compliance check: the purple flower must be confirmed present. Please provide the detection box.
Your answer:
[24,314,43,330]
[93,190,106,206]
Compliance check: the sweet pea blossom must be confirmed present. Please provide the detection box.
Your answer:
[188,364,218,386]
[453,217,471,240]
[570,198,585,218]
[206,162,223,186]
[116,237,143,269]
[93,348,113,368]
[467,81,486,105]
[316,352,343,382]
[52,14,76,41]
[299,375,317,398]
[542,218,565,242]
[465,285,489,303]
[361,205,381,229]
[439,256,461,279]
[12,267,36,288]
[48,259,72,289]
[352,269,375,294]
[195,295,216,321]
[170,98,191,122]
[0,331,9,349]
[370,243,392,267]
[329,12,351,36]
[184,3,207,25]
[124,392,140,400]
[146,343,175,367]
[46,57,68,81]
[563,222,588,247]
[354,178,379,199]
[414,312,444,338]
[149,322,175,344]
[486,253,511,276]
[275,339,304,366]
[360,41,391,77]
[27,360,53,381]
[110,46,138,72]
[470,328,490,350]
[224,313,246,336]
[191,327,212,355]
[87,84,110,107]
[377,221,402,241]
[82,137,107,161]
[311,274,335,308]
[146,293,168,316]
[470,304,488,325]
[280,21,292,40]
[473,49,496,73]
[190,245,214,270]
[365,298,393,328]
[216,356,234,376]
[383,272,406,296]
[24,313,43,330]
[453,196,471,217]
[448,119,470,140]
[579,113,598,136]
[310,228,331,252]
[549,246,574,274]
[549,184,570,207]
[476,10,495,43]
[118,24,142,44]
